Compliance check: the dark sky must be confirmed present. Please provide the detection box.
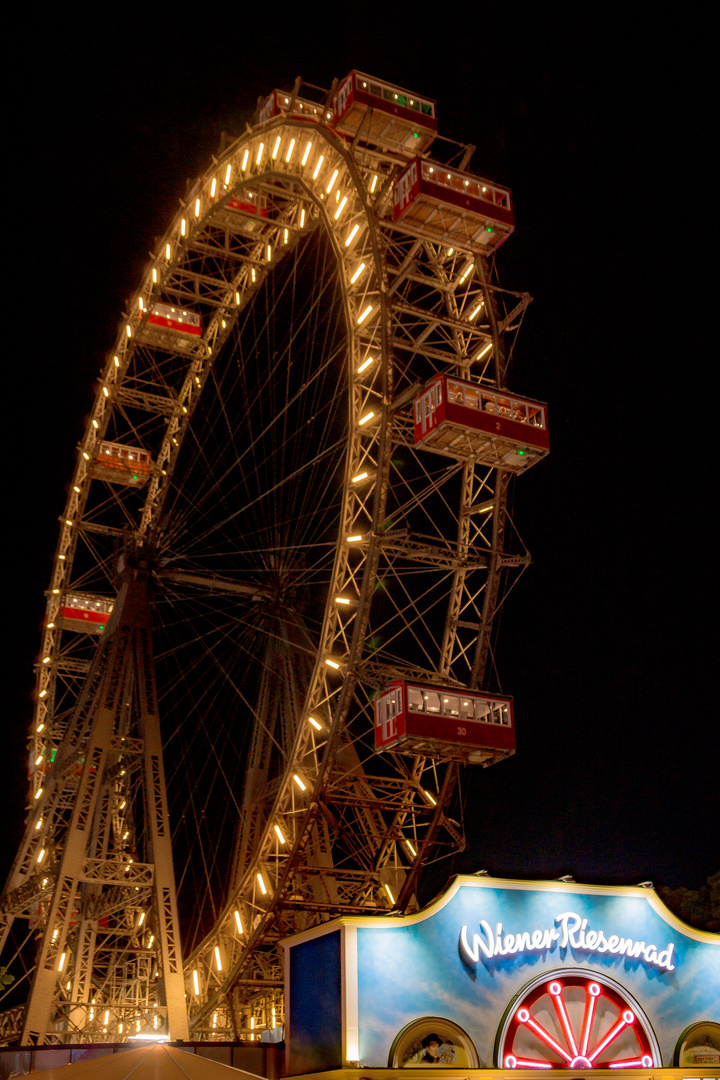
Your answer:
[5,7,716,899]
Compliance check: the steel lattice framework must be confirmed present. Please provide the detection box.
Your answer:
[1,83,535,1045]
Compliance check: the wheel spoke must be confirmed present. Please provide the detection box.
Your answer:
[517,1007,573,1064]
[588,1012,634,1064]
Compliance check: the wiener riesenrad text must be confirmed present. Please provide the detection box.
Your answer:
[460,910,676,972]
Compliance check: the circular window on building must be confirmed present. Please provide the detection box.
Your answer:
[495,969,660,1069]
[389,1016,479,1067]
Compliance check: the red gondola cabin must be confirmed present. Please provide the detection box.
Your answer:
[333,71,437,154]
[147,302,201,338]
[60,593,114,635]
[375,680,515,765]
[413,375,549,472]
[393,158,514,251]
[258,89,331,125]
[92,441,152,487]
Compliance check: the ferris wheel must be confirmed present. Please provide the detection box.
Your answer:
[0,72,542,1045]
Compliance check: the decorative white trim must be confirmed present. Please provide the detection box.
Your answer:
[343,925,359,1063]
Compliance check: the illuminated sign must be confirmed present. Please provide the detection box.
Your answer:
[461,910,676,972]
[495,970,660,1069]
[284,876,720,1072]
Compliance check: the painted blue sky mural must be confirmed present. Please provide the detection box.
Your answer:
[355,880,718,1066]
[286,877,719,1070]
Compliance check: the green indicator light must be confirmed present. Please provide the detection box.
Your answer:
[487,226,493,232]
[50,749,57,762]
[518,449,526,456]
[413,132,419,138]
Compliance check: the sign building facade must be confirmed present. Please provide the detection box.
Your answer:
[283,877,719,1077]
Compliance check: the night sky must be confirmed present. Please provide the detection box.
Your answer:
[5,7,716,903]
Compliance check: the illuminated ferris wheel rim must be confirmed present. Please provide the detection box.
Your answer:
[27,113,386,989]
[154,119,409,1017]
[495,968,661,1070]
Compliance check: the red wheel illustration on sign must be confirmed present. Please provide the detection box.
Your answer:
[497,971,659,1069]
